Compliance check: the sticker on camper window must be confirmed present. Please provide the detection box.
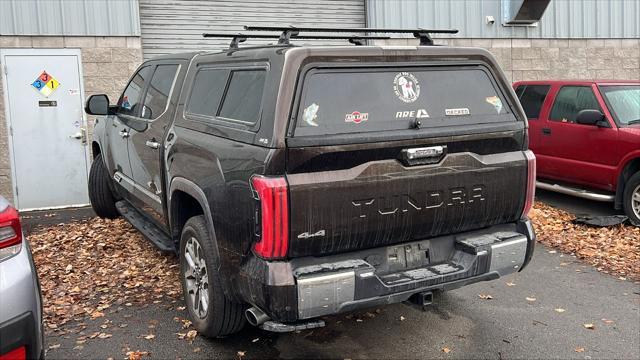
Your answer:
[345,111,369,124]
[393,72,420,103]
[485,96,503,114]
[445,108,470,116]
[31,70,60,98]
[302,103,320,127]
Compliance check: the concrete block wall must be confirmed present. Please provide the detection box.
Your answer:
[379,38,640,82]
[0,36,143,203]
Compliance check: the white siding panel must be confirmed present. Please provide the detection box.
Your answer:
[139,0,365,59]
[0,0,140,36]
[367,0,640,39]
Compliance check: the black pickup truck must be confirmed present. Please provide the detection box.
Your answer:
[85,28,536,337]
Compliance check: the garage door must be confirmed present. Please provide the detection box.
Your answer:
[139,0,366,59]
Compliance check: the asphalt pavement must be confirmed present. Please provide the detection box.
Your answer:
[41,246,639,360]
[33,192,639,359]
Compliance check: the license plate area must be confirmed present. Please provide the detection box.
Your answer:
[382,241,431,274]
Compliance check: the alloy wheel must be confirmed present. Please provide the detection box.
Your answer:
[183,236,209,319]
[633,184,640,220]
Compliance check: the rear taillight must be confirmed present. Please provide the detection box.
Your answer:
[250,176,289,259]
[521,150,536,218]
[0,205,22,261]
[0,345,26,360]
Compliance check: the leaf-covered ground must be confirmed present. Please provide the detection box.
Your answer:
[28,202,639,334]
[29,218,181,335]
[530,202,640,281]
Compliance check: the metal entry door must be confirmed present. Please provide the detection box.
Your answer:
[1,49,89,210]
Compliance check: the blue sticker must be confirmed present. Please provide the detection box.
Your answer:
[32,79,44,90]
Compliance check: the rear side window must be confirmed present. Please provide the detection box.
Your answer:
[516,85,550,119]
[294,67,514,137]
[219,70,266,124]
[186,69,228,118]
[550,86,601,123]
[117,65,153,116]
[141,64,179,120]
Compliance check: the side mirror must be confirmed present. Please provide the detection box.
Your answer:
[85,94,110,116]
[576,109,607,127]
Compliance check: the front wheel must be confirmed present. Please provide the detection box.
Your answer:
[179,215,246,337]
[623,172,640,226]
[88,154,119,219]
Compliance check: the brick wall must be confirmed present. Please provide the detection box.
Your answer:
[0,36,143,203]
[379,38,640,82]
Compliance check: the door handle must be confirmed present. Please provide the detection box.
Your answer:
[119,129,130,138]
[542,128,552,135]
[145,140,160,149]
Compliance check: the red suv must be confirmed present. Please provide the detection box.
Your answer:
[513,80,640,225]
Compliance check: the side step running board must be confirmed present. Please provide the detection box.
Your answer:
[536,181,615,202]
[115,201,175,253]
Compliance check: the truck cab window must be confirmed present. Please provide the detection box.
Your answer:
[117,65,153,117]
[141,64,179,120]
[550,86,601,123]
[516,85,550,119]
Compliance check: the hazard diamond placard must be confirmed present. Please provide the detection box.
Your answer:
[31,70,61,98]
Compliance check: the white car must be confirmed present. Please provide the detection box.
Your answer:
[0,196,44,359]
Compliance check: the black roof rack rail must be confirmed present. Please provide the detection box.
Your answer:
[243,26,459,46]
[202,33,391,48]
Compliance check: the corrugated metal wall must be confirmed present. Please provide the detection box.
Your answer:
[139,0,366,59]
[0,0,140,36]
[367,0,640,38]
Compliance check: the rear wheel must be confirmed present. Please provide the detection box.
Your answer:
[179,215,246,337]
[88,154,119,219]
[623,172,640,226]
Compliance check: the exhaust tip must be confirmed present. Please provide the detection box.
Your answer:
[245,307,270,326]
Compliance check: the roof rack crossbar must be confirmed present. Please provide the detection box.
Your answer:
[201,33,391,48]
[243,26,458,46]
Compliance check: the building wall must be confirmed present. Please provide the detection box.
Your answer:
[368,0,640,39]
[378,37,640,82]
[139,0,366,58]
[0,0,140,36]
[0,36,143,202]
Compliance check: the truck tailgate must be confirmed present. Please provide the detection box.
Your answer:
[286,151,526,257]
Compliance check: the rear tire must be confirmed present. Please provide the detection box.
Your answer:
[179,215,246,337]
[623,172,640,226]
[88,154,119,219]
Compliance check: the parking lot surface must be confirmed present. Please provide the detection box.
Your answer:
[43,245,639,359]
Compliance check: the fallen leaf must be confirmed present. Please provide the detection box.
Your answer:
[506,282,516,287]
[478,294,493,300]
[399,316,406,321]
[144,334,155,340]
[575,347,585,353]
[554,308,566,313]
[237,351,246,360]
[193,347,201,353]
[583,323,595,330]
[48,344,61,350]
[442,347,451,353]
[252,338,260,343]
[91,311,105,319]
[526,297,536,302]
[601,318,615,324]
[186,330,198,341]
[97,333,112,339]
